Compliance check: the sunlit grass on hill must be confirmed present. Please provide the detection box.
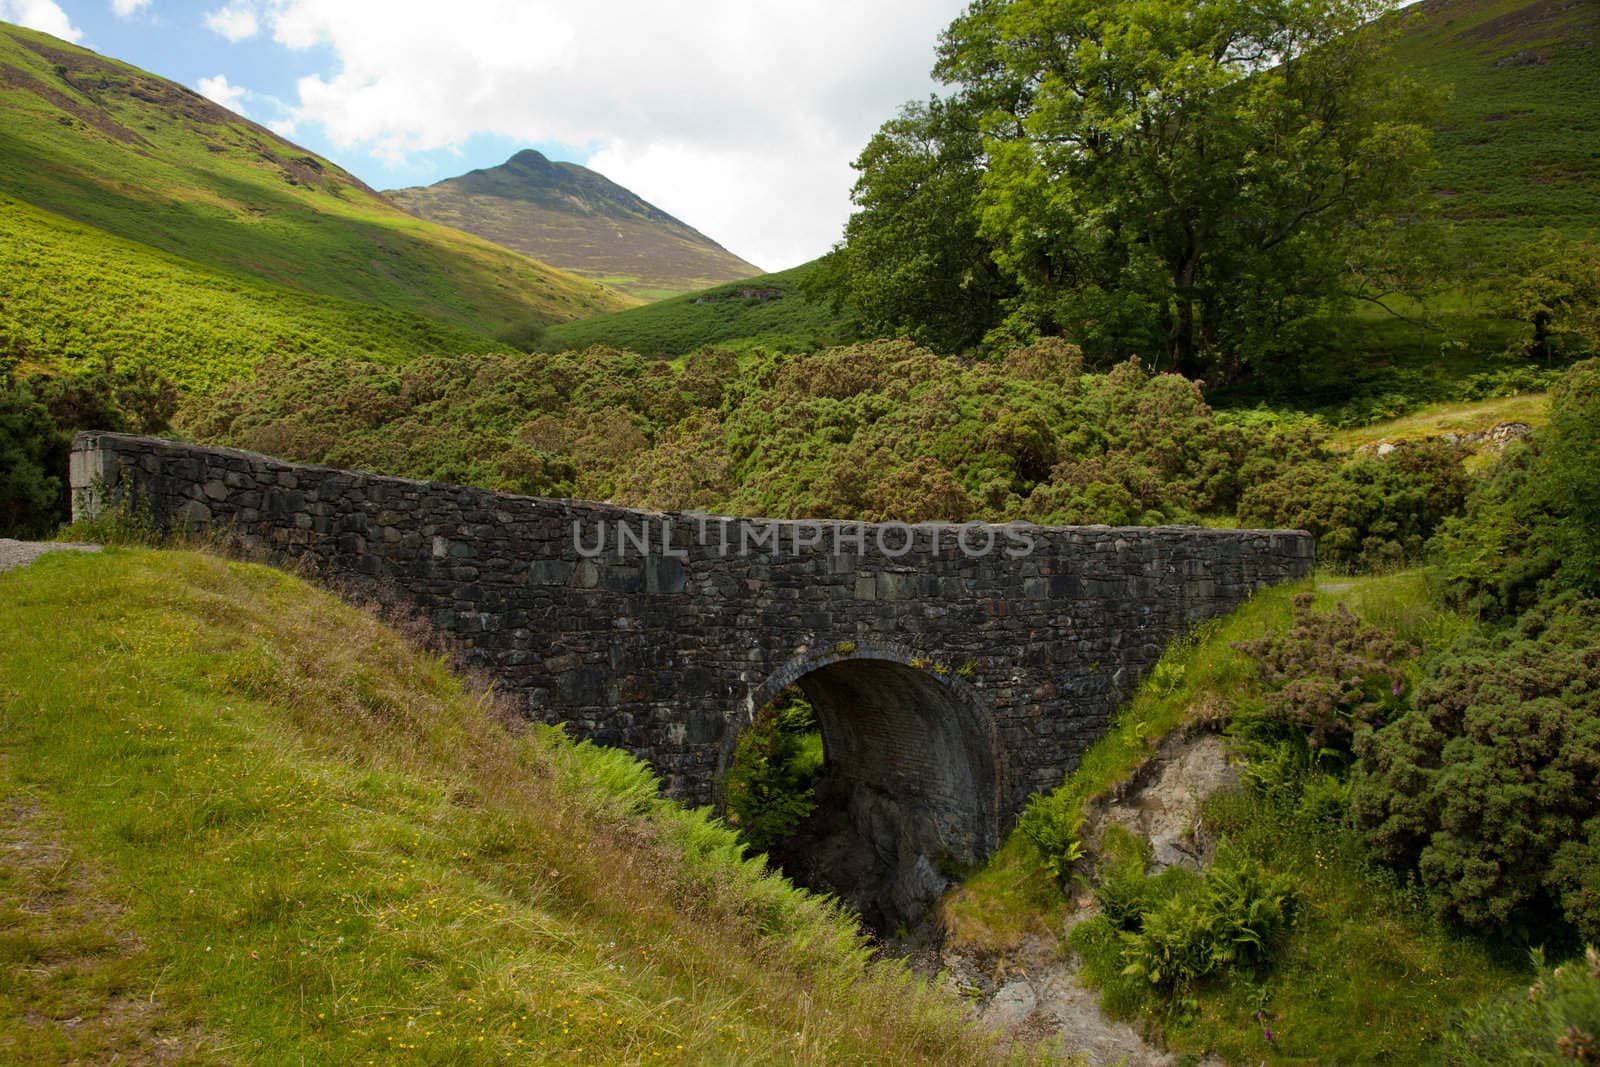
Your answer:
[1,195,511,390]
[542,263,857,358]
[0,549,1030,1065]
[0,22,630,335]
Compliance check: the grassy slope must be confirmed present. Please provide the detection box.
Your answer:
[943,573,1521,1065]
[388,151,763,302]
[1396,0,1600,254]
[0,23,633,336]
[0,548,1025,1065]
[1,195,512,389]
[542,261,858,358]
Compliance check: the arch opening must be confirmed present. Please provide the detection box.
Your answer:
[731,656,1001,936]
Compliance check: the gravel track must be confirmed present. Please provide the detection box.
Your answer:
[0,539,102,575]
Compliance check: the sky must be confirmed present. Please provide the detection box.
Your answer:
[0,0,972,271]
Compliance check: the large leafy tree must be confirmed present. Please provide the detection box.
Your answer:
[826,0,1435,378]
[805,96,1014,353]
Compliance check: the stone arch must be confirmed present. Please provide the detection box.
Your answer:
[727,642,1008,931]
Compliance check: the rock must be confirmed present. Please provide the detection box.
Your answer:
[1087,730,1237,871]
[1375,442,1397,457]
[1489,421,1533,447]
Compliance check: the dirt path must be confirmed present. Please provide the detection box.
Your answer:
[0,539,101,575]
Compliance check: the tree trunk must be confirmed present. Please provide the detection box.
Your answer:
[1532,309,1553,363]
[1169,266,1205,379]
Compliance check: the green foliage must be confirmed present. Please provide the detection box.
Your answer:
[1240,439,1473,569]
[982,573,1516,1061]
[0,373,60,539]
[543,263,855,358]
[1447,948,1600,1066]
[834,0,1437,376]
[1437,359,1600,615]
[493,316,549,353]
[1499,233,1600,361]
[0,194,511,392]
[1014,790,1086,883]
[806,96,1012,353]
[1116,848,1296,993]
[0,360,178,538]
[1233,592,1417,754]
[1352,596,1600,943]
[180,340,1359,534]
[721,689,825,856]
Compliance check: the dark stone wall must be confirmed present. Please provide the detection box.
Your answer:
[71,432,1315,845]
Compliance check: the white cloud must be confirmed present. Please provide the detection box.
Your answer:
[111,0,151,16]
[259,0,966,270]
[205,3,259,42]
[0,0,84,41]
[197,73,249,115]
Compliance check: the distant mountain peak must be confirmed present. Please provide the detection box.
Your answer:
[388,152,762,301]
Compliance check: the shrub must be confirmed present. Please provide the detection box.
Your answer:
[1015,789,1087,883]
[1116,846,1295,992]
[1437,359,1600,617]
[1233,593,1417,755]
[0,375,62,539]
[1351,596,1600,942]
[1239,439,1472,569]
[1446,947,1600,1066]
[0,361,178,538]
[721,689,825,856]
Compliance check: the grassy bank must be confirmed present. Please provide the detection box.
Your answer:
[942,573,1523,1064]
[0,548,1025,1065]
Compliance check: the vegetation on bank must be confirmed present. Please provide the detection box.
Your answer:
[0,548,1030,1065]
[944,360,1600,1062]
[721,690,826,857]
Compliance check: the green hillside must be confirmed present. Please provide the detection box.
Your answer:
[388,150,763,302]
[1397,0,1600,252]
[1,195,510,390]
[0,548,1014,1065]
[540,261,858,357]
[0,22,633,336]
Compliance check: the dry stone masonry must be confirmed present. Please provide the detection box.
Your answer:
[72,431,1313,910]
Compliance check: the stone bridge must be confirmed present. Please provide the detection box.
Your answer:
[73,433,1313,922]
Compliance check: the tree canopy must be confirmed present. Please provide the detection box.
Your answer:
[818,0,1437,378]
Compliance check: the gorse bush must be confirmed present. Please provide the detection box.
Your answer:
[1234,592,1417,754]
[1239,439,1472,569]
[1352,596,1600,943]
[179,341,1363,533]
[1437,359,1600,616]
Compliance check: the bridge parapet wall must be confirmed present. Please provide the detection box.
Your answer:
[71,431,1314,824]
